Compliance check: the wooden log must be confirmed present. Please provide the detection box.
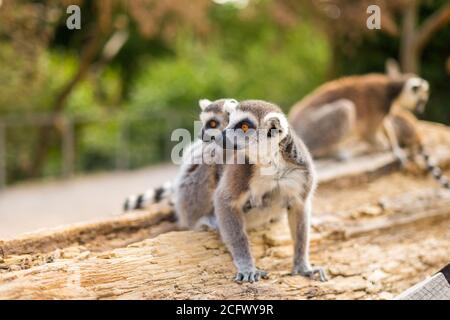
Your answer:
[1,173,449,299]
[0,121,449,299]
[0,203,175,256]
[0,211,448,299]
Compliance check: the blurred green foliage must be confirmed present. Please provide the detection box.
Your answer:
[334,0,450,124]
[0,0,448,184]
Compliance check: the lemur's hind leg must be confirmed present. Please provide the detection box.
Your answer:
[194,214,218,231]
[175,186,214,230]
[295,99,356,160]
[173,160,220,230]
[288,196,327,281]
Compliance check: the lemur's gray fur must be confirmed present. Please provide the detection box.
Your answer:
[215,100,327,283]
[123,98,234,230]
[173,99,235,229]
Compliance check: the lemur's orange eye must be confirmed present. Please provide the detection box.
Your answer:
[209,120,217,128]
[241,123,249,133]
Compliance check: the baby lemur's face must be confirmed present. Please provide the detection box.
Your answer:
[198,99,232,143]
[221,100,289,161]
[398,77,430,114]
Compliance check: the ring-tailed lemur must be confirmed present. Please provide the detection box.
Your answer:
[288,73,449,189]
[214,100,327,283]
[289,74,430,162]
[383,61,450,190]
[123,98,236,229]
[386,108,450,189]
[123,181,174,212]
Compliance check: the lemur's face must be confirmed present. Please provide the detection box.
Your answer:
[398,77,430,114]
[198,99,231,143]
[221,100,289,162]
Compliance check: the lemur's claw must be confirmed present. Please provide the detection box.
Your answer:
[235,269,268,283]
[292,266,328,282]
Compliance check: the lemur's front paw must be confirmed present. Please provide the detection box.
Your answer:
[235,269,268,283]
[394,149,408,167]
[292,265,328,282]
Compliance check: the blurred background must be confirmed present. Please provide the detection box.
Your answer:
[0,0,449,237]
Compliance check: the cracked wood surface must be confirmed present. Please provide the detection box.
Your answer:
[0,121,449,299]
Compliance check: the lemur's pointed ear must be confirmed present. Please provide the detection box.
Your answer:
[223,99,238,114]
[386,58,402,79]
[264,112,289,139]
[199,99,212,110]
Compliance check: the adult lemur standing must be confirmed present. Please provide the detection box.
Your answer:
[289,74,430,162]
[215,100,327,282]
[289,73,449,189]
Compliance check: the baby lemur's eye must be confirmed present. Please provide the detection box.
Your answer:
[241,122,250,133]
[208,120,218,128]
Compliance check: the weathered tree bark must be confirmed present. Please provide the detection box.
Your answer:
[1,121,449,300]
[0,186,449,300]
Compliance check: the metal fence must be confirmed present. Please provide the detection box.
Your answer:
[0,111,187,190]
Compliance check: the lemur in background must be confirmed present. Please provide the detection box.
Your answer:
[123,98,235,229]
[215,100,327,282]
[383,61,450,189]
[288,73,430,162]
[384,109,448,189]
[289,71,449,190]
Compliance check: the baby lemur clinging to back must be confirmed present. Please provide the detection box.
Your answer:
[123,98,235,229]
[173,98,235,229]
[215,100,326,282]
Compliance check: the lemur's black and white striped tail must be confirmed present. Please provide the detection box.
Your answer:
[419,147,450,190]
[123,181,174,212]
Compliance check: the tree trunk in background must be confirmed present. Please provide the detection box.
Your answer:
[446,57,450,75]
[400,1,450,75]
[29,30,104,178]
[400,0,419,74]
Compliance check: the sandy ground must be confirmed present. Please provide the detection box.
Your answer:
[0,164,178,239]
